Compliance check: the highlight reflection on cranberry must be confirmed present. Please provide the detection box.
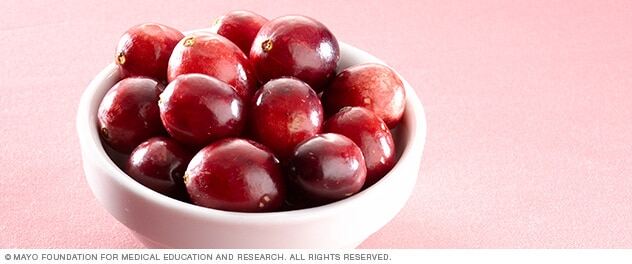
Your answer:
[184,138,285,212]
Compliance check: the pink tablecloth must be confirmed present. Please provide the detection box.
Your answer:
[1,0,631,248]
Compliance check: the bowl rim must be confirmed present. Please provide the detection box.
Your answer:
[77,39,427,223]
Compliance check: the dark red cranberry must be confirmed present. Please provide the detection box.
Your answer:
[323,107,396,186]
[102,141,129,170]
[125,137,192,200]
[288,133,366,202]
[250,15,340,92]
[98,77,164,153]
[282,186,320,211]
[184,138,285,212]
[211,10,268,55]
[322,63,406,128]
[159,73,245,148]
[167,32,256,101]
[115,23,183,81]
[249,78,323,160]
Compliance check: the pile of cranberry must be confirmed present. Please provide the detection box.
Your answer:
[98,11,406,212]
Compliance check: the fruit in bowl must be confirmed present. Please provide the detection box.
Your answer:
[184,138,285,212]
[249,15,340,92]
[77,10,426,248]
[249,77,324,160]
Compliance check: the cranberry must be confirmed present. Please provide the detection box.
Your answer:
[98,77,164,153]
[249,78,323,160]
[210,10,268,55]
[167,32,256,101]
[125,137,192,200]
[288,133,366,202]
[250,15,340,92]
[115,23,183,81]
[282,187,319,211]
[323,107,396,186]
[159,73,245,148]
[322,63,406,127]
[102,142,130,170]
[184,138,285,212]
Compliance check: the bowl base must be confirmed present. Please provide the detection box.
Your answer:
[131,230,365,249]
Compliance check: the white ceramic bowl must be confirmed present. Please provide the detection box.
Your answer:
[77,35,427,248]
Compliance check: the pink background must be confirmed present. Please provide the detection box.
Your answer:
[1,0,631,248]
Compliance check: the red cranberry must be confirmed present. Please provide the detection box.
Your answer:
[125,137,192,200]
[323,107,396,186]
[249,78,323,160]
[250,15,340,92]
[167,32,256,101]
[98,77,164,153]
[288,133,366,202]
[115,23,183,81]
[184,138,285,212]
[211,10,268,55]
[322,63,406,127]
[159,73,245,148]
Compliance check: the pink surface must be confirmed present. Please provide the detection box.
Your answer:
[1,0,631,248]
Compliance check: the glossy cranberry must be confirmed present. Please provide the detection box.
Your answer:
[115,23,183,81]
[167,32,256,101]
[125,137,192,199]
[211,10,268,55]
[159,73,245,148]
[249,78,323,160]
[322,63,406,128]
[184,138,285,212]
[98,77,164,153]
[250,15,340,92]
[323,107,396,186]
[288,133,366,202]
